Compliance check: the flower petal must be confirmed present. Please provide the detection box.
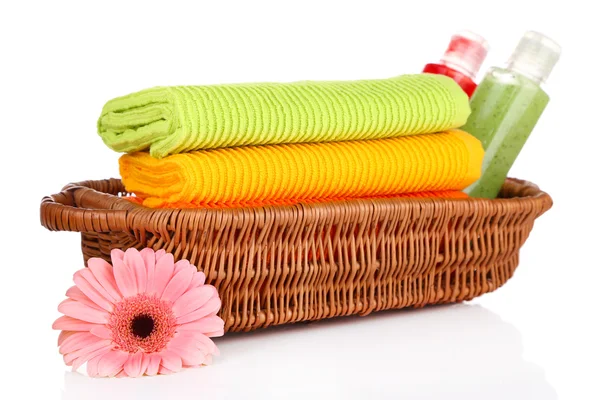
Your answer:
[172,286,216,317]
[88,257,122,301]
[111,249,125,262]
[59,332,99,355]
[123,351,144,378]
[173,332,219,356]
[203,354,213,365]
[146,354,161,376]
[176,321,205,332]
[115,369,128,378]
[112,256,137,298]
[71,343,113,372]
[79,268,116,302]
[195,334,220,356]
[198,315,225,334]
[178,315,224,335]
[52,315,99,331]
[66,286,105,311]
[139,248,156,268]
[176,297,221,325]
[73,270,114,312]
[155,249,166,261]
[188,271,206,290]
[90,325,113,340]
[64,339,112,366]
[204,329,225,338]
[58,299,109,324]
[152,253,175,296]
[159,350,182,373]
[140,353,151,376]
[166,332,195,348]
[140,248,156,291]
[97,350,129,378]
[58,331,77,346]
[124,248,147,294]
[174,259,192,275]
[87,354,103,377]
[161,267,194,302]
[158,366,174,375]
[169,345,205,366]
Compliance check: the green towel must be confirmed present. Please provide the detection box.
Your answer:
[98,74,470,158]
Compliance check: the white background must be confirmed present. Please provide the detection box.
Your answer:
[1,1,599,398]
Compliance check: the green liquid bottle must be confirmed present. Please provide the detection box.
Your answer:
[462,31,561,198]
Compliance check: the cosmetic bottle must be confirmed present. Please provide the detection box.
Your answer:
[423,31,489,97]
[462,31,561,198]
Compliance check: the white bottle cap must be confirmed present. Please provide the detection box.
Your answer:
[506,31,561,84]
[440,30,489,79]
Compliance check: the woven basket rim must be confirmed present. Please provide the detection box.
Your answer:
[40,177,552,234]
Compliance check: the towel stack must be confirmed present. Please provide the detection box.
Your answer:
[98,74,483,209]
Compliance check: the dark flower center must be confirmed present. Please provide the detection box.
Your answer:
[131,314,155,338]
[109,294,177,353]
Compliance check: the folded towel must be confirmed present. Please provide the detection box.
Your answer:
[120,129,483,208]
[125,190,469,209]
[100,74,470,158]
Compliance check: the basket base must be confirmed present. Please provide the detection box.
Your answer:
[81,231,521,332]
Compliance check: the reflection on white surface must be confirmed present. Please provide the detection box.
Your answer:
[62,304,556,399]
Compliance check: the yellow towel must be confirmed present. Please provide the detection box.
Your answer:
[120,130,483,208]
[124,190,469,209]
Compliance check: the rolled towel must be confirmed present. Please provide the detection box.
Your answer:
[119,129,483,208]
[100,74,470,158]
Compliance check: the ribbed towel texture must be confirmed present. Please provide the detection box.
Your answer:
[99,74,470,158]
[119,129,483,208]
[125,190,468,209]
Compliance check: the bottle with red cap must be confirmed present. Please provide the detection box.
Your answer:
[423,31,489,97]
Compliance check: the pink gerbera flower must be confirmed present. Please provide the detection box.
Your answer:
[52,248,224,377]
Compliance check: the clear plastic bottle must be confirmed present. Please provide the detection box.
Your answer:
[423,31,489,97]
[462,31,561,198]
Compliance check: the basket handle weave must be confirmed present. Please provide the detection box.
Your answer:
[40,180,130,233]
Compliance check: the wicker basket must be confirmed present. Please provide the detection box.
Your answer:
[40,178,551,332]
